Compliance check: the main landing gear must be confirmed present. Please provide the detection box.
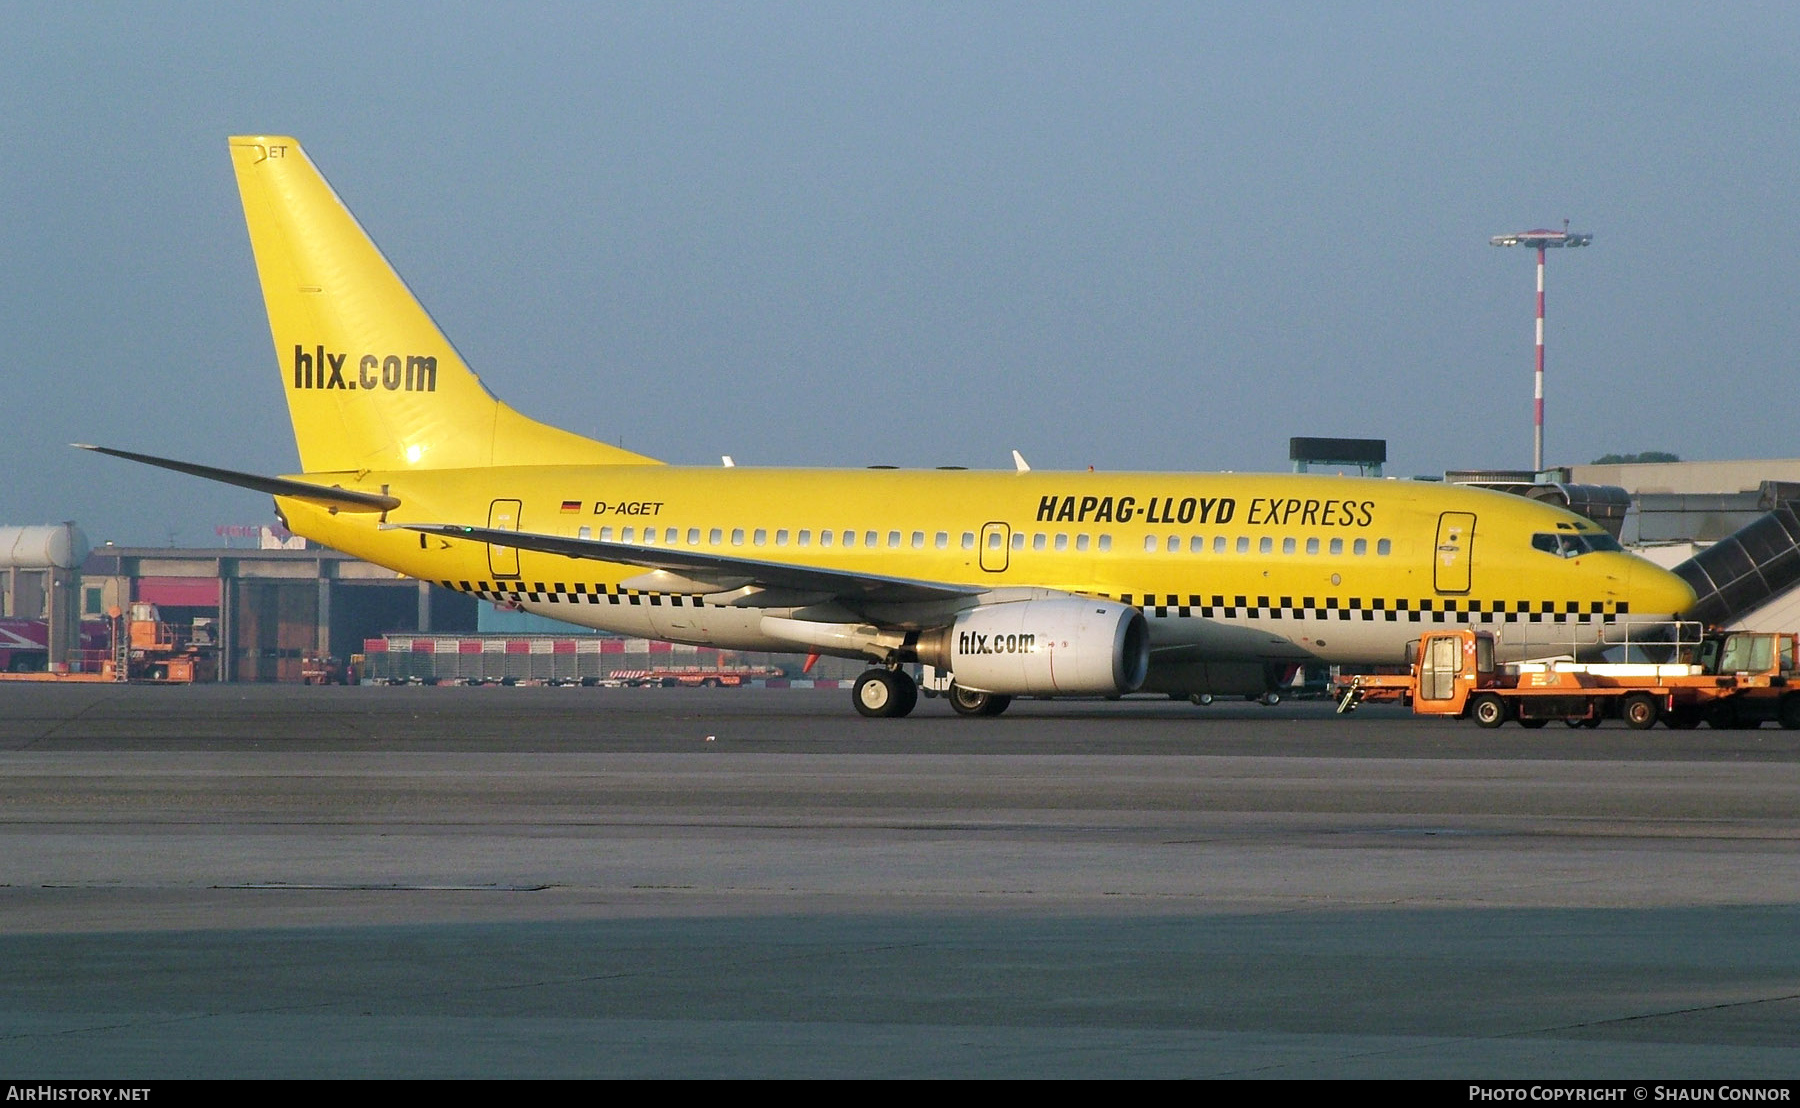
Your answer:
[853,667,919,718]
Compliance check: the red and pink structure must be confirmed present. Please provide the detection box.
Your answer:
[1490,221,1592,474]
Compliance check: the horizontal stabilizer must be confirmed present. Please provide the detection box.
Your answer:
[74,445,401,512]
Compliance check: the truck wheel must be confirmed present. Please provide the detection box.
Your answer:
[1780,695,1800,731]
[1471,694,1506,729]
[1622,694,1658,730]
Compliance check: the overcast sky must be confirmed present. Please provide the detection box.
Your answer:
[5,3,1797,545]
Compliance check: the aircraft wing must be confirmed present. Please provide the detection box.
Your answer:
[398,522,984,606]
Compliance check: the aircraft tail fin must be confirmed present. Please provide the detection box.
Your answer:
[228,136,659,473]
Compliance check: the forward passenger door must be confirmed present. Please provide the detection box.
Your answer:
[1434,512,1475,594]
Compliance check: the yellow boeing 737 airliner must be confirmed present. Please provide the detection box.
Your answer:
[84,136,1698,716]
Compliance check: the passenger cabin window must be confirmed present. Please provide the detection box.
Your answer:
[1377,539,1391,556]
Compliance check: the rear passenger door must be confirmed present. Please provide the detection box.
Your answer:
[487,499,522,579]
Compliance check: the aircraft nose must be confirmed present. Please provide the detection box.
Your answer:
[1629,558,1699,621]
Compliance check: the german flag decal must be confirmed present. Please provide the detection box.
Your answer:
[560,500,581,513]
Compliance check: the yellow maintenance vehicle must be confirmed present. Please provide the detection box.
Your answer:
[1335,627,1800,730]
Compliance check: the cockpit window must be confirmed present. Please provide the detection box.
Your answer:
[1531,531,1622,558]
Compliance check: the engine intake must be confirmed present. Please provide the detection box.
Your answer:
[920,598,1149,696]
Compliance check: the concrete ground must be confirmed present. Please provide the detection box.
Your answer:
[2,685,1797,1078]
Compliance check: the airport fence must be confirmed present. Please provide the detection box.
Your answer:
[359,634,860,684]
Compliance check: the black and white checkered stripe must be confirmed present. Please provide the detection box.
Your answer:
[443,580,706,608]
[1113,593,1626,624]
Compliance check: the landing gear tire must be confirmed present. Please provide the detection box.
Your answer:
[1470,693,1506,729]
[948,682,1012,717]
[1189,693,1214,707]
[853,668,918,718]
[1259,691,1282,707]
[1622,694,1659,731]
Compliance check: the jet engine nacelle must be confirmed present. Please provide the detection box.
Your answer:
[933,598,1150,696]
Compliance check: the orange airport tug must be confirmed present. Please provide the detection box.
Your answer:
[1335,627,1800,730]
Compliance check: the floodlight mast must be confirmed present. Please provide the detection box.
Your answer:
[1490,222,1592,473]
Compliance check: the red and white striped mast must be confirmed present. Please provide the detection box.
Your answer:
[1490,221,1592,474]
